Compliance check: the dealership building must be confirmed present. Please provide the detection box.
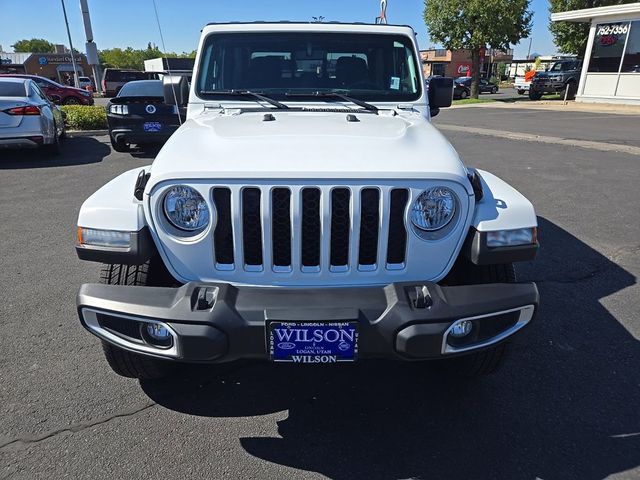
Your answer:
[552,3,640,104]
[0,50,92,85]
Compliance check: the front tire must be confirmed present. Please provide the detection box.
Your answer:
[440,263,516,376]
[98,261,175,379]
[63,96,80,105]
[565,80,577,100]
[528,90,543,101]
[460,89,469,99]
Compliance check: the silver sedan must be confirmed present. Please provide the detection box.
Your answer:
[0,77,65,154]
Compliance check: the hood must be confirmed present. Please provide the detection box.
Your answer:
[148,109,469,188]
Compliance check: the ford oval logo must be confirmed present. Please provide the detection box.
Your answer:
[145,104,156,114]
[277,342,296,350]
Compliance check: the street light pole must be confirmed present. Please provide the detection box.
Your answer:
[60,0,80,87]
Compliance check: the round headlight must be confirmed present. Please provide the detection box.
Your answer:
[411,187,457,231]
[163,185,210,231]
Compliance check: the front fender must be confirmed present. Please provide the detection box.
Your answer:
[471,170,537,232]
[77,167,150,231]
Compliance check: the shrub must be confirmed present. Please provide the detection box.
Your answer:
[60,105,107,130]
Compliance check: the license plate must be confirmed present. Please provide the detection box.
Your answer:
[268,321,358,363]
[143,122,162,132]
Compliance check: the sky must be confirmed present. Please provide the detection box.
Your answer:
[0,0,557,58]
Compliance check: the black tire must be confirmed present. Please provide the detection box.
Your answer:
[63,96,80,105]
[528,90,543,101]
[517,89,525,95]
[110,135,130,153]
[440,263,516,376]
[460,89,469,99]
[491,86,498,94]
[565,80,578,100]
[44,127,61,155]
[98,262,174,379]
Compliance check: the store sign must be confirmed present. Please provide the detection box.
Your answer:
[456,63,471,76]
[38,54,84,65]
[597,23,629,47]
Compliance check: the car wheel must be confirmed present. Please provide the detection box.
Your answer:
[491,87,498,94]
[460,89,468,99]
[528,90,543,101]
[110,135,130,153]
[63,96,80,105]
[565,81,578,100]
[44,127,61,155]
[98,262,176,379]
[517,89,524,95]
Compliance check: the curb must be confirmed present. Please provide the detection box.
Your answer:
[67,129,109,137]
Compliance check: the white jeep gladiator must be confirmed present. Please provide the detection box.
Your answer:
[76,22,539,379]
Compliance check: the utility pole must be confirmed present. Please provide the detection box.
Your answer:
[79,0,102,93]
[60,0,80,87]
[526,37,533,59]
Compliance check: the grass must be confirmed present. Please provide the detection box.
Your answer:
[452,97,496,105]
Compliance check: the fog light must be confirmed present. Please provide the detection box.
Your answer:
[450,320,473,338]
[141,322,173,348]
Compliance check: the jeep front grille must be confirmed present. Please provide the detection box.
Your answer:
[212,185,409,273]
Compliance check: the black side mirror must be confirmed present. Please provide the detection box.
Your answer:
[428,76,453,117]
[163,74,189,107]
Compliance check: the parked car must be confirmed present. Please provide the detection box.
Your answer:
[76,22,539,381]
[514,75,530,95]
[0,74,94,105]
[456,77,499,94]
[0,77,65,153]
[106,79,181,152]
[453,82,470,99]
[78,76,94,91]
[529,60,582,100]
[102,69,158,97]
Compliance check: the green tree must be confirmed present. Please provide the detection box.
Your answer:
[99,46,196,70]
[423,0,532,98]
[11,38,55,53]
[549,0,636,56]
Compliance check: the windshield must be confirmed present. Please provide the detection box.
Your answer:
[197,32,421,102]
[118,80,163,97]
[550,62,577,72]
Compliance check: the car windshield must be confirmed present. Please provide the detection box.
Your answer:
[0,82,27,97]
[196,32,421,102]
[118,80,163,97]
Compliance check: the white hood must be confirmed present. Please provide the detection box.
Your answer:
[148,109,470,190]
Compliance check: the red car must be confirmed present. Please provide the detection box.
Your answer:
[0,74,94,105]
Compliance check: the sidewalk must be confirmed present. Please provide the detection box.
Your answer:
[451,99,640,116]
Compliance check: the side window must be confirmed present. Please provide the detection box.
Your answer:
[589,22,630,72]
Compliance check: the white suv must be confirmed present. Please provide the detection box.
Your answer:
[75,22,539,379]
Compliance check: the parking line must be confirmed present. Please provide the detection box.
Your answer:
[437,124,640,156]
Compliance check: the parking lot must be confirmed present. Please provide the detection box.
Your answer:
[1,106,639,479]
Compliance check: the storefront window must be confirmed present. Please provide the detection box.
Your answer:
[621,20,640,73]
[588,22,630,72]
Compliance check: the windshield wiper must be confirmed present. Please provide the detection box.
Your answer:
[285,92,378,113]
[200,90,290,109]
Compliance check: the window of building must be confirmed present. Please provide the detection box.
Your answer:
[432,63,446,76]
[435,49,447,57]
[621,20,640,73]
[588,22,630,72]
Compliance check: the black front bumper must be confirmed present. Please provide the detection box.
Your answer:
[77,281,539,363]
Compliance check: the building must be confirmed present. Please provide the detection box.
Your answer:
[0,50,93,85]
[551,3,640,104]
[420,48,513,79]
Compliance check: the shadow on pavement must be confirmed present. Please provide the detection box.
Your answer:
[142,217,638,479]
[0,136,110,169]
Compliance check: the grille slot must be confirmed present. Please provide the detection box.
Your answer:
[242,188,263,267]
[358,188,380,266]
[272,188,292,268]
[330,188,351,267]
[212,188,234,265]
[387,188,409,265]
[301,188,321,267]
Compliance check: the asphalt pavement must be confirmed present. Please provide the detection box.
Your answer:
[1,107,639,479]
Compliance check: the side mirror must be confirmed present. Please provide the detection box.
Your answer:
[48,94,62,104]
[163,74,189,107]
[428,76,453,117]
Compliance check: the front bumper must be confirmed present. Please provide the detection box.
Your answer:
[531,81,565,93]
[77,281,539,363]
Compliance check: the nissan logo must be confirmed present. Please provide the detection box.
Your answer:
[145,104,156,114]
